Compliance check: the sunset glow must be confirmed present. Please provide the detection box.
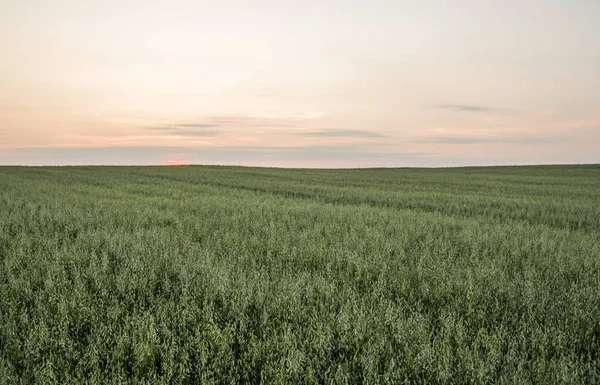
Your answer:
[1,0,598,166]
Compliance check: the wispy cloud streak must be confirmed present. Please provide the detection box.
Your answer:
[289,129,386,138]
[433,104,496,112]
[145,123,219,130]
[414,136,555,144]
[169,130,219,137]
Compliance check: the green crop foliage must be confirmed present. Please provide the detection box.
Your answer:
[0,165,599,384]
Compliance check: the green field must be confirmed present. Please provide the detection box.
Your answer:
[1,165,599,384]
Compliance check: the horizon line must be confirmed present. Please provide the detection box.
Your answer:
[1,163,598,170]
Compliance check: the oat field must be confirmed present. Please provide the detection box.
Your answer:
[1,165,599,384]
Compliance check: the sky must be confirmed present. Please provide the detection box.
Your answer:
[1,0,599,167]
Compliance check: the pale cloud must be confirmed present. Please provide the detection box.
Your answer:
[146,124,219,130]
[143,124,223,137]
[143,116,304,131]
[288,129,386,138]
[170,130,220,137]
[293,111,330,120]
[2,141,598,167]
[413,135,555,144]
[62,134,185,147]
[0,145,428,167]
[249,111,330,120]
[432,104,497,112]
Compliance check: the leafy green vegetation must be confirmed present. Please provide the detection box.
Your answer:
[1,165,599,384]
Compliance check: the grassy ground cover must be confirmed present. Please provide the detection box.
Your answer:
[0,165,598,383]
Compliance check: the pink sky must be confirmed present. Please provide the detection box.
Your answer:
[1,0,599,167]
